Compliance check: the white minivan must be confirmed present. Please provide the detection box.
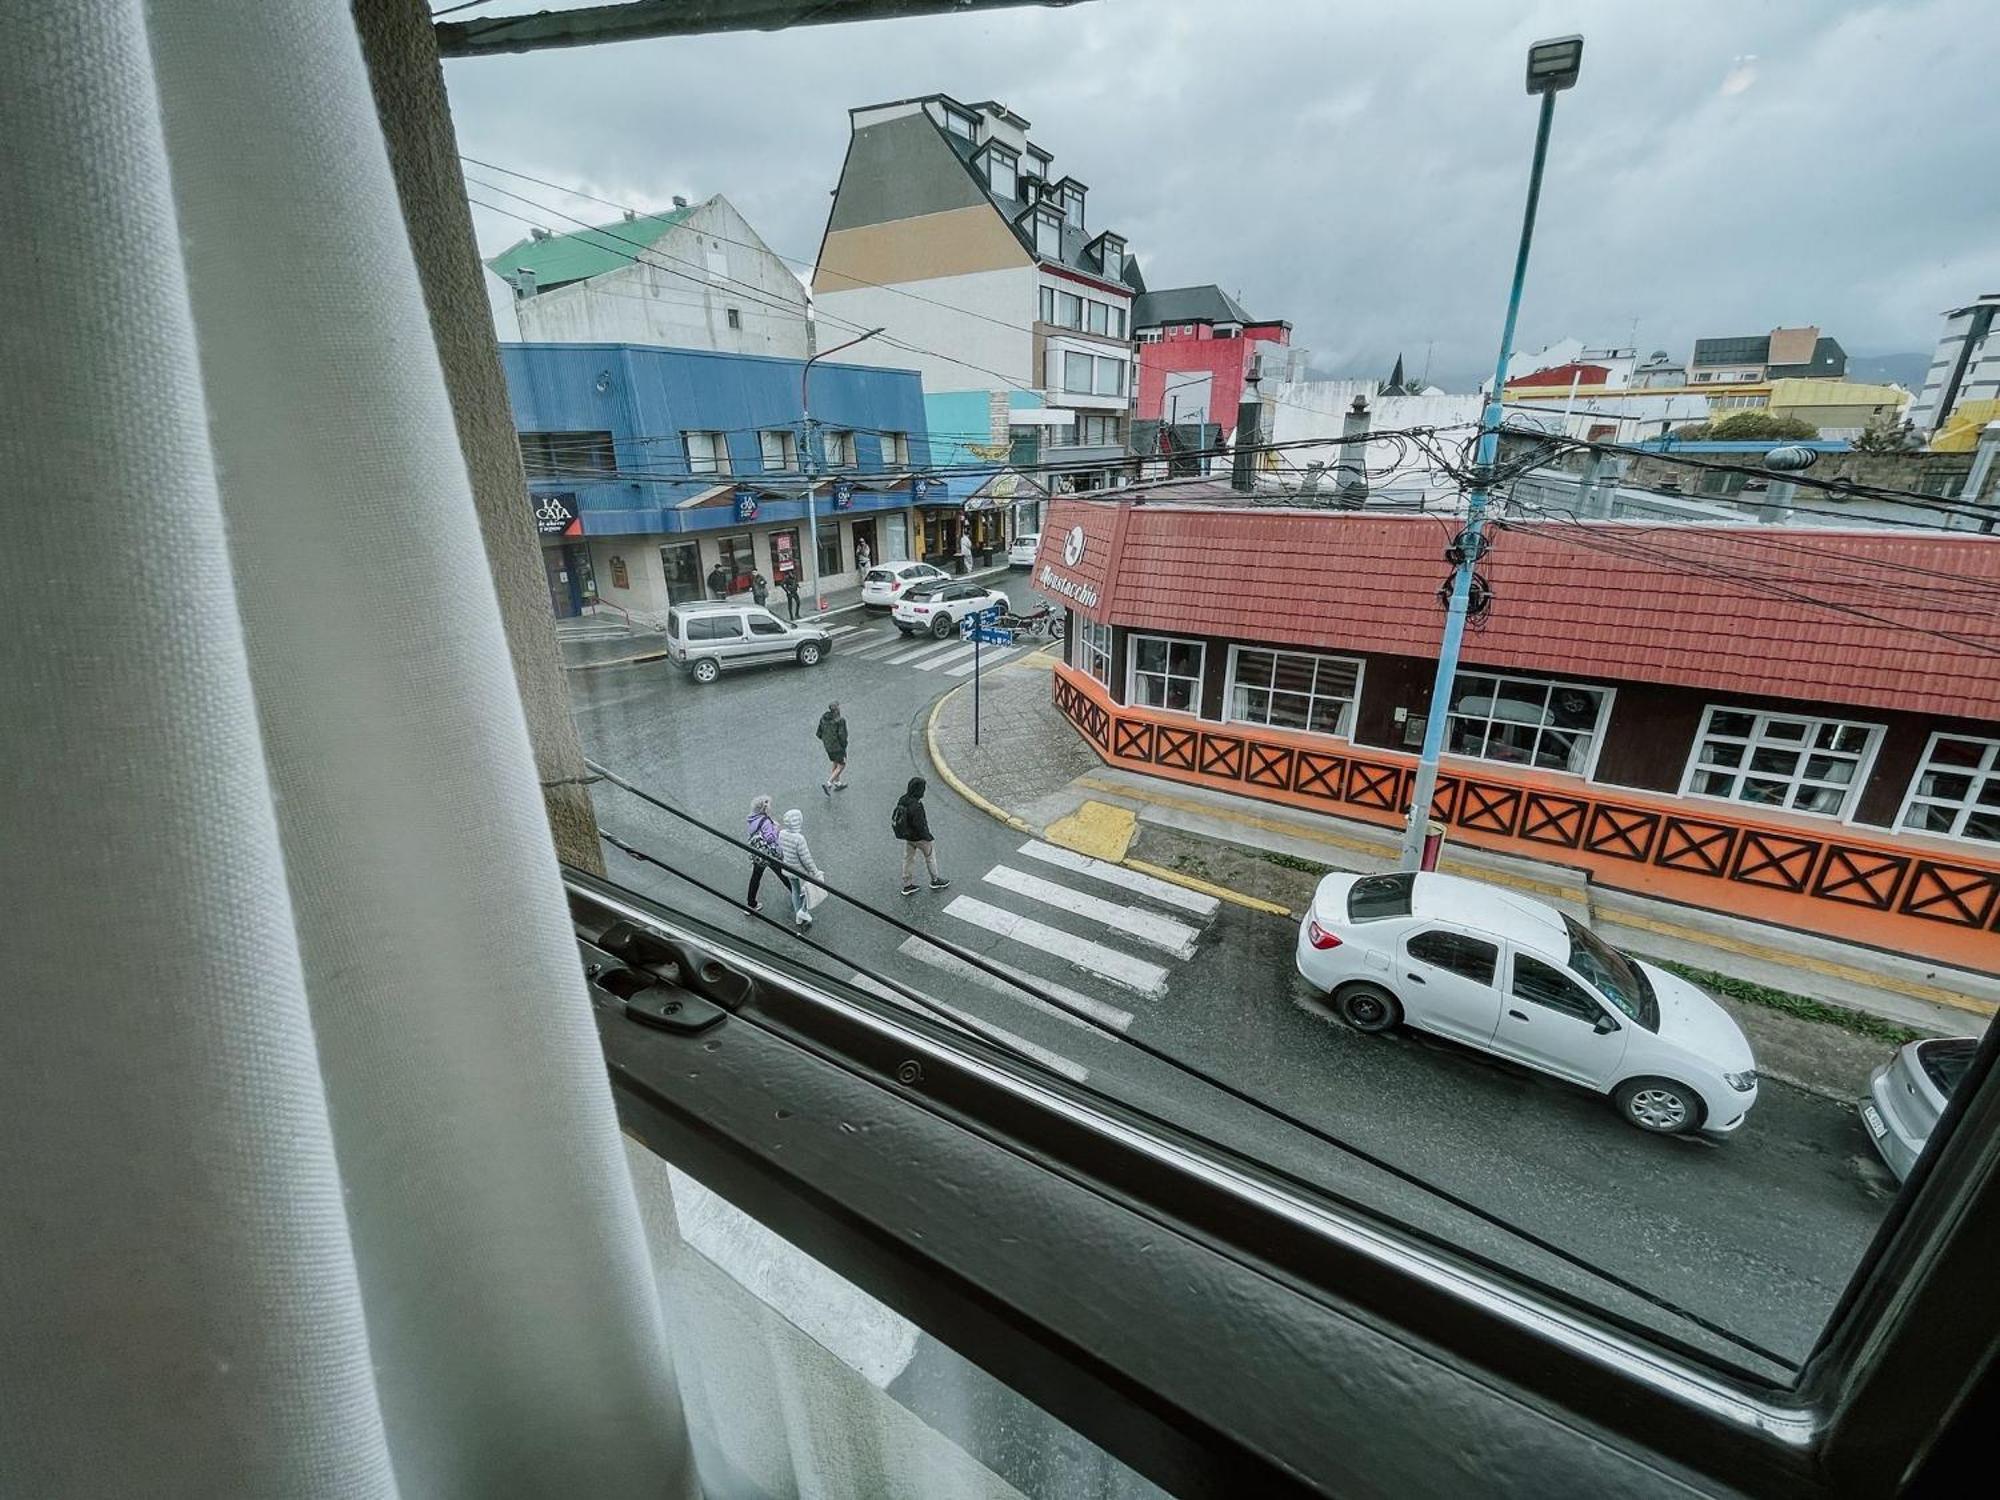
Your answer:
[664,600,831,684]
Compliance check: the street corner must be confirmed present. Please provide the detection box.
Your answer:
[1045,799,1137,862]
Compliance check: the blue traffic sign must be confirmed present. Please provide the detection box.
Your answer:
[964,627,1014,645]
[972,603,1006,624]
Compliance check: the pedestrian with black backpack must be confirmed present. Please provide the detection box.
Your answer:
[745,794,783,912]
[816,700,849,795]
[892,776,949,896]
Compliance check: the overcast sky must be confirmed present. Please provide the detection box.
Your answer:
[444,0,1997,389]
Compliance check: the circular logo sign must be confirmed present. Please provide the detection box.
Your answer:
[1063,525,1086,567]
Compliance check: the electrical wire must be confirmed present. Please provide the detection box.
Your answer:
[586,761,1799,1373]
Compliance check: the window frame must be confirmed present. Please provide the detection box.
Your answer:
[1074,616,1113,685]
[821,428,856,469]
[1039,285,1055,325]
[681,428,725,476]
[1509,951,1608,1025]
[1441,670,1614,781]
[1063,350,1095,394]
[1222,645,1365,741]
[1895,731,2000,844]
[1677,705,1885,822]
[1057,291,1084,330]
[725,306,741,330]
[1094,355,1126,396]
[1405,927,1499,987]
[983,142,1019,198]
[758,427,798,473]
[878,430,909,469]
[1127,633,1206,717]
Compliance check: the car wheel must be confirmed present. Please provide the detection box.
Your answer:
[796,641,822,667]
[1613,1077,1704,1135]
[931,614,954,639]
[1334,982,1401,1034]
[691,657,719,684]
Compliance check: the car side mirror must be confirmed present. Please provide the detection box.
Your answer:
[1593,1013,1619,1035]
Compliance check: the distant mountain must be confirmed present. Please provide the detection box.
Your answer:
[1844,352,1930,391]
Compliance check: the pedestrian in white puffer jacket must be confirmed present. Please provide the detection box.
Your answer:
[778,808,823,928]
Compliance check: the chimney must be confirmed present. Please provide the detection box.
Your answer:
[1336,396,1370,506]
[511,267,537,301]
[529,226,551,241]
[1232,355,1266,492]
[671,194,689,209]
[622,208,636,222]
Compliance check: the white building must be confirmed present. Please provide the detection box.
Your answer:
[487,194,808,358]
[1907,293,2000,436]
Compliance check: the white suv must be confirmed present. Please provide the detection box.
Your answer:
[892,580,1009,638]
[861,561,947,609]
[1295,871,1758,1136]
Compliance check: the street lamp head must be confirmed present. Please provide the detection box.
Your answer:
[1525,34,1584,94]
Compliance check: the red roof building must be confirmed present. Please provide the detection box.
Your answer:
[1035,500,2000,971]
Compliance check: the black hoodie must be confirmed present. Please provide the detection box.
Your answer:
[894,776,931,842]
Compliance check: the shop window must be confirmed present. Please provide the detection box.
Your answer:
[817,526,842,578]
[879,430,909,468]
[682,429,725,476]
[1899,734,2000,843]
[758,428,797,472]
[519,429,615,478]
[1682,707,1880,817]
[1227,647,1362,738]
[1130,635,1205,715]
[715,532,756,590]
[1076,617,1113,685]
[1446,672,1608,777]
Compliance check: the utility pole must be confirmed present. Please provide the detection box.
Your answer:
[1400,36,1584,869]
[800,326,884,614]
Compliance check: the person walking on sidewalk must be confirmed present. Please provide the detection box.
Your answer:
[780,569,801,622]
[957,526,973,576]
[707,561,730,601]
[892,776,949,896]
[855,536,872,574]
[816,700,849,795]
[778,808,824,928]
[750,568,770,607]
[745,794,783,912]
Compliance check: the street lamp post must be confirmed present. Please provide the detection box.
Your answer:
[1399,35,1583,869]
[801,326,886,613]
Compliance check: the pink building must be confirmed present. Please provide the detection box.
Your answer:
[1132,285,1290,461]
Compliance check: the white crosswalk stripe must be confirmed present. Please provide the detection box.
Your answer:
[944,646,1023,676]
[821,623,859,636]
[942,894,1169,998]
[913,642,978,672]
[897,936,1133,1032]
[883,638,960,665]
[981,865,1200,958]
[1016,840,1221,916]
[841,631,909,657]
[846,970,1089,1082]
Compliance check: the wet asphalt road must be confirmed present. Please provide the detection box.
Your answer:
[569,571,1897,1377]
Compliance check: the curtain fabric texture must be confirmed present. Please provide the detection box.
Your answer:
[0,3,691,1494]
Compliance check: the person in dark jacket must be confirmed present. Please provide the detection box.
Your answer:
[779,570,801,622]
[750,569,770,607]
[707,561,729,600]
[816,704,848,800]
[893,775,947,895]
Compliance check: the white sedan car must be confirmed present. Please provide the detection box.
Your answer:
[861,560,948,609]
[1295,871,1758,1136]
[1008,532,1041,567]
[892,579,1011,638]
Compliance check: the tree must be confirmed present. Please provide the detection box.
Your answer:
[1851,417,1920,453]
[1704,410,1819,442]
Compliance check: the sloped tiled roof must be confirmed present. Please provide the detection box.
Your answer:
[1132,285,1254,330]
[942,130,1130,288]
[488,206,696,291]
[1038,502,2000,717]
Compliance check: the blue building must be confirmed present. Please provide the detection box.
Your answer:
[500,342,949,620]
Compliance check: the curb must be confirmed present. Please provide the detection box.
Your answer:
[924,685,1290,918]
[564,646,672,672]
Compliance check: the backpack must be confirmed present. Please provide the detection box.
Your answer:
[890,800,910,839]
[749,815,781,859]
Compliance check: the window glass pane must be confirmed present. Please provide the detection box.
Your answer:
[1039,286,1054,323]
[1271,654,1315,694]
[1932,736,1988,768]
[1803,755,1855,784]
[1058,292,1082,328]
[1749,747,1801,776]
[1512,955,1598,1020]
[1314,659,1359,697]
[1134,637,1167,671]
[1699,742,1744,769]
[1088,301,1109,334]
[1907,802,1957,832]
[1709,710,1755,737]
[1793,784,1847,815]
[1762,719,1808,742]
[1741,778,1789,805]
[1307,698,1348,736]
[1965,810,2000,842]
[1695,769,1739,797]
[1409,930,1499,985]
[1063,351,1092,392]
[1168,641,1203,676]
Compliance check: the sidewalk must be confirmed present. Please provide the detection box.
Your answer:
[562,562,1015,671]
[925,659,1999,1049]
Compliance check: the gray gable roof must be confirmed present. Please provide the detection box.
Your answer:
[1132,285,1254,330]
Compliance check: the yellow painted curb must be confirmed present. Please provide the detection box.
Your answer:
[1123,858,1293,918]
[1046,800,1137,861]
[925,686,1036,835]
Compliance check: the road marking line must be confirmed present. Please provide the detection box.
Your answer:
[884,639,959,665]
[944,894,1170,997]
[981,865,1199,958]
[845,970,1088,1082]
[1017,839,1221,916]
[842,633,907,657]
[822,624,860,637]
[898,936,1134,1032]
[945,647,1023,676]
[913,642,979,672]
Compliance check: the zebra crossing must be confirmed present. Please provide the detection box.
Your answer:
[850,839,1225,1083]
[823,620,1038,676]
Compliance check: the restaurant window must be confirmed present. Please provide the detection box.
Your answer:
[1063,351,1094,394]
[879,430,909,468]
[758,428,797,472]
[1446,671,1608,777]
[519,429,615,478]
[682,429,725,476]
[1076,617,1113,684]
[1899,734,2000,843]
[1227,647,1362,738]
[1129,635,1205,714]
[1682,707,1880,817]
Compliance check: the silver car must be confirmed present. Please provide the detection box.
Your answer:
[1859,1036,1979,1181]
[665,600,831,684]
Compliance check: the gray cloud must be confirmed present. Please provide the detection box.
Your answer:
[445,0,1999,387]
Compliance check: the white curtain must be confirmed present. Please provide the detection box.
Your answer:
[0,3,693,1494]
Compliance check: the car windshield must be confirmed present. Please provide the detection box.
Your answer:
[1919,1039,1979,1099]
[1346,873,1414,920]
[1564,917,1658,1031]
